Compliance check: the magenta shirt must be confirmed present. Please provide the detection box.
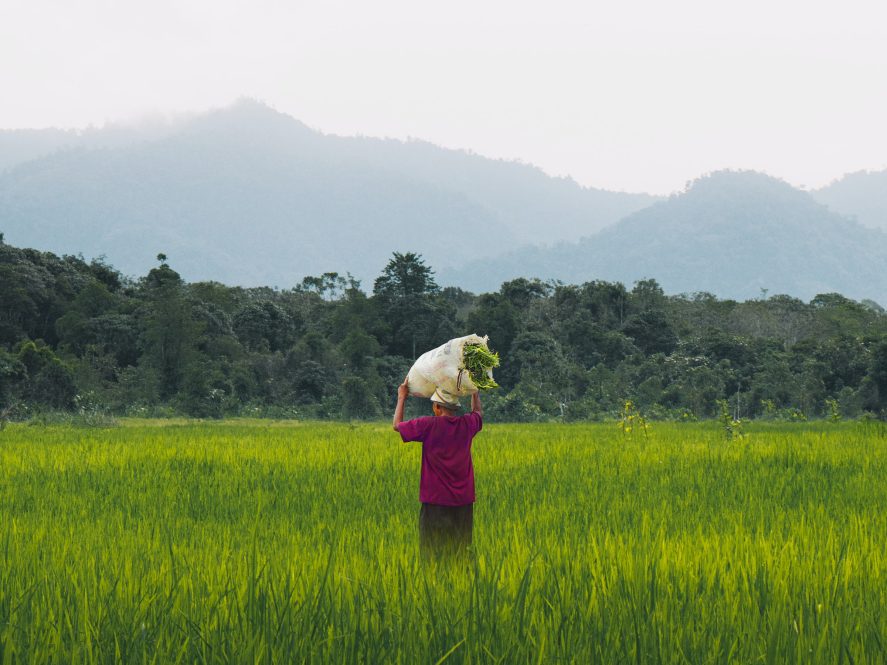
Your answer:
[397,412,483,505]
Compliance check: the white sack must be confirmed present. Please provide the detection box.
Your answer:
[407,334,493,399]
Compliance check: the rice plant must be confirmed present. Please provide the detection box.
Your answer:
[0,419,884,663]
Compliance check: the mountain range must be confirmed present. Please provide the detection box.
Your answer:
[442,170,887,301]
[0,100,655,288]
[811,170,887,232]
[1,99,885,301]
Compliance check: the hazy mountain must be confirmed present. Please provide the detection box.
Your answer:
[441,170,887,302]
[812,169,887,231]
[0,99,656,287]
[0,120,184,173]
[0,129,80,173]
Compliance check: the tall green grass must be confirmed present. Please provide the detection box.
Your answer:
[1,420,884,663]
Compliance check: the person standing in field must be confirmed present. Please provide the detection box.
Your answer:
[392,377,483,557]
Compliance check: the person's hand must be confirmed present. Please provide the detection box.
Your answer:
[397,376,410,400]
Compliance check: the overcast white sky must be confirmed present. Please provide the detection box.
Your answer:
[1,0,885,194]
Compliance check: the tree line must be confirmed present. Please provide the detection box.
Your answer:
[2,236,887,422]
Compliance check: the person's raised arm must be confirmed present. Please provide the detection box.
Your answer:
[471,391,483,418]
[392,376,409,432]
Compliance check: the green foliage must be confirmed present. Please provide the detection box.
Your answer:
[3,238,887,421]
[466,294,520,365]
[338,328,381,370]
[297,272,353,301]
[372,253,456,359]
[232,300,294,352]
[619,399,649,437]
[341,375,381,420]
[461,342,500,390]
[69,390,118,427]
[15,340,76,409]
[139,260,204,400]
[0,244,95,346]
[716,398,745,440]
[177,361,230,419]
[0,347,25,409]
[373,251,438,300]
[825,398,842,423]
[622,309,678,355]
[869,339,887,415]
[480,389,543,422]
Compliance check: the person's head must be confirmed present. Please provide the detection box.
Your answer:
[430,389,461,416]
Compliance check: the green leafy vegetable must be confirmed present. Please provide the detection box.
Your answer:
[462,343,500,390]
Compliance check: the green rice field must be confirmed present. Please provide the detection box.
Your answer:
[1,419,885,663]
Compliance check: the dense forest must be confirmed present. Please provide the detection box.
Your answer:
[2,235,887,422]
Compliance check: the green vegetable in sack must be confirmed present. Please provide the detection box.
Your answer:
[462,343,500,390]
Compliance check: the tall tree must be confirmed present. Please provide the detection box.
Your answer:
[868,338,887,415]
[373,253,452,358]
[139,256,203,400]
[373,252,438,299]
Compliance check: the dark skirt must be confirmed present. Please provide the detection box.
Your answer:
[419,502,473,557]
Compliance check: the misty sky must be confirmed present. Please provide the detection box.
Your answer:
[1,0,886,194]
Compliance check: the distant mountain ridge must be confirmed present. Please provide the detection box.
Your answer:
[3,102,885,300]
[0,100,656,287]
[812,169,887,231]
[0,121,184,173]
[441,171,887,302]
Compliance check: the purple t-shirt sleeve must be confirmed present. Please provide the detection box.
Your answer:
[467,411,483,435]
[398,416,433,442]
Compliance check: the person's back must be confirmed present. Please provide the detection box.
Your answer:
[401,411,481,505]
[392,381,483,556]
